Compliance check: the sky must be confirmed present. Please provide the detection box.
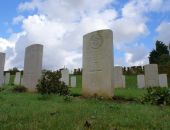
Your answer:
[0,0,170,70]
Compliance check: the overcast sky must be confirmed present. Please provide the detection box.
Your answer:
[0,0,170,70]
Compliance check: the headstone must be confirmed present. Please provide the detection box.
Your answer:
[0,53,5,86]
[14,72,21,85]
[21,77,23,85]
[70,76,76,87]
[137,75,145,88]
[5,73,10,85]
[113,66,124,88]
[61,69,69,86]
[82,29,114,98]
[159,74,168,87]
[122,75,126,88]
[144,64,159,87]
[23,44,43,91]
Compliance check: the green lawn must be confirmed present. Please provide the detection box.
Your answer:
[0,75,170,130]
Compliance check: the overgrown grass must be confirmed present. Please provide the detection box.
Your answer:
[0,91,170,130]
[0,75,170,130]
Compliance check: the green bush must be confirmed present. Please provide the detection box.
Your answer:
[36,70,69,95]
[0,87,5,92]
[141,87,170,105]
[12,85,27,93]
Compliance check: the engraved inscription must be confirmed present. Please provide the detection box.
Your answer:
[89,50,102,72]
[90,34,103,49]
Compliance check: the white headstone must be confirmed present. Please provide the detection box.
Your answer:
[70,76,76,87]
[113,66,124,88]
[137,75,145,88]
[122,75,126,88]
[14,72,21,85]
[61,69,69,86]
[5,73,10,85]
[0,53,5,86]
[144,64,159,87]
[21,77,23,86]
[23,44,43,91]
[159,74,168,87]
[82,29,114,98]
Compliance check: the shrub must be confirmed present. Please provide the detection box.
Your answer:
[141,87,170,105]
[64,95,73,102]
[0,87,5,92]
[36,70,69,95]
[12,85,27,93]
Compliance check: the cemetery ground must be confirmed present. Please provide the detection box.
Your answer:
[0,75,170,130]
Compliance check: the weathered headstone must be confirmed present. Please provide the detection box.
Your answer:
[61,69,69,86]
[21,77,23,85]
[137,75,145,88]
[82,29,114,98]
[14,72,21,85]
[144,64,159,87]
[0,53,5,86]
[70,76,76,87]
[122,75,126,88]
[23,44,43,91]
[5,73,10,85]
[159,74,168,87]
[113,66,124,88]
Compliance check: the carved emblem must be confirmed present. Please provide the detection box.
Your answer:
[90,34,103,49]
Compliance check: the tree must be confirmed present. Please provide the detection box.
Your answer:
[149,40,170,65]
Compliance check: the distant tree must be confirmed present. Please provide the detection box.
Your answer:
[149,40,170,65]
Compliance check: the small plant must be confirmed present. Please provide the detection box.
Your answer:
[64,95,73,102]
[141,87,170,105]
[37,94,51,101]
[12,85,27,93]
[36,70,70,95]
[0,87,5,92]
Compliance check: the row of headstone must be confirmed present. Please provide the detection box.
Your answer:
[60,68,77,87]
[0,44,43,91]
[137,64,168,88]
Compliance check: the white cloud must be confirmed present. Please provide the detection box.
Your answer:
[2,0,170,70]
[156,22,170,44]
[13,15,25,25]
[124,43,149,66]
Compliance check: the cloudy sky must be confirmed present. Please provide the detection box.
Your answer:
[0,0,170,70]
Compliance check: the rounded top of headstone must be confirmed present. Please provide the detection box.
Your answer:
[144,64,158,67]
[0,52,5,55]
[83,29,113,37]
[26,44,43,50]
[114,66,123,69]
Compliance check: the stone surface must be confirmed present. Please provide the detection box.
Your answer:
[144,64,159,87]
[82,29,114,98]
[137,75,145,88]
[122,75,126,88]
[70,76,76,87]
[5,73,10,85]
[61,69,69,86]
[23,44,43,91]
[113,66,124,88]
[159,74,168,87]
[0,53,5,86]
[14,72,21,85]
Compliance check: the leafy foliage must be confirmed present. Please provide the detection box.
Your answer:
[12,85,27,93]
[149,40,170,65]
[141,87,170,105]
[36,70,69,95]
[0,87,5,92]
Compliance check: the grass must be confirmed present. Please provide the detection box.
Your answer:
[0,75,170,130]
[0,91,170,130]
